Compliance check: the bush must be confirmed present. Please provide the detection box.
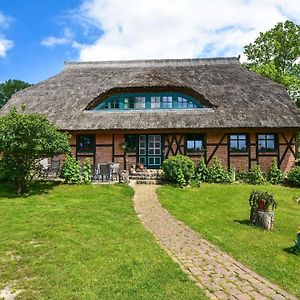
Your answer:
[248,164,265,185]
[208,158,230,183]
[236,170,248,182]
[161,155,195,187]
[82,158,92,184]
[195,157,210,182]
[267,158,284,184]
[287,166,300,187]
[60,155,81,184]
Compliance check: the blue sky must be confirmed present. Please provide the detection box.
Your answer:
[0,0,299,84]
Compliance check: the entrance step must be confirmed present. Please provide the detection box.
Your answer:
[135,179,163,185]
[129,169,164,184]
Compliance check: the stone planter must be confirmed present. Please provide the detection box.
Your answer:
[250,208,274,230]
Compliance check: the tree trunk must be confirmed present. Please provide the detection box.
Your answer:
[16,177,26,195]
[250,208,274,230]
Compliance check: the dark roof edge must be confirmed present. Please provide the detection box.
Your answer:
[64,57,240,69]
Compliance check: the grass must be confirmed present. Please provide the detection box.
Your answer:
[157,183,300,297]
[0,182,207,300]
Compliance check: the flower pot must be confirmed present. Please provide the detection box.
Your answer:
[257,199,266,211]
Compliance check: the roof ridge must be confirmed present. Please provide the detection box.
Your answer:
[64,57,239,69]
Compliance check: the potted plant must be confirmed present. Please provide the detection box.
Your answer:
[136,162,145,171]
[249,191,277,230]
[249,191,277,211]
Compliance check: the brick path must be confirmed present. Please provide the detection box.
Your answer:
[132,184,298,300]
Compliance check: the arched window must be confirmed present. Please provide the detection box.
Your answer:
[93,92,205,110]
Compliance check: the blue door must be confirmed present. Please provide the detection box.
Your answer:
[138,135,162,168]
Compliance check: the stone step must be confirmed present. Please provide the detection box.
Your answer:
[135,179,163,185]
[129,175,161,180]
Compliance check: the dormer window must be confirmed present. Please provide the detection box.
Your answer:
[93,92,206,110]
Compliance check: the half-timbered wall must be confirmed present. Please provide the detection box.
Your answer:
[67,129,297,173]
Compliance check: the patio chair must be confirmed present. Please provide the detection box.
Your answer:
[110,163,120,181]
[98,163,111,181]
[91,164,98,180]
[46,158,61,177]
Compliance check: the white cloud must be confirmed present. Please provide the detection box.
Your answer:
[0,11,13,58]
[71,0,299,61]
[41,28,73,47]
[0,36,13,57]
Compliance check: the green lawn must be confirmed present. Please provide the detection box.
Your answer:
[157,184,300,297]
[0,183,206,300]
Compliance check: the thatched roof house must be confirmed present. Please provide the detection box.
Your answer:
[1,57,299,171]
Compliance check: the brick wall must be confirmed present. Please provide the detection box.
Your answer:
[67,129,297,173]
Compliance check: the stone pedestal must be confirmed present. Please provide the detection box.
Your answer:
[250,208,274,230]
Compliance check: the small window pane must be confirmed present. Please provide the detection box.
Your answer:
[230,140,238,150]
[266,140,275,149]
[187,140,195,149]
[195,141,203,150]
[139,157,146,164]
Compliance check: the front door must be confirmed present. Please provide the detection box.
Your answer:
[138,135,162,168]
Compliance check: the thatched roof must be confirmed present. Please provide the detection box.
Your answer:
[1,57,300,130]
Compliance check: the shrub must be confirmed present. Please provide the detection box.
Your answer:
[248,164,265,185]
[287,166,300,187]
[236,170,248,182]
[161,155,195,187]
[82,158,92,184]
[60,155,81,184]
[208,158,229,183]
[267,158,284,184]
[195,157,210,182]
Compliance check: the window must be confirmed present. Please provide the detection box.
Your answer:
[135,97,146,109]
[178,97,188,108]
[162,96,173,109]
[77,135,95,153]
[94,92,206,110]
[186,135,204,152]
[229,134,248,153]
[124,97,134,109]
[151,96,161,109]
[258,134,276,152]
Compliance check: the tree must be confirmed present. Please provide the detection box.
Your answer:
[0,79,31,108]
[243,20,300,106]
[0,108,70,194]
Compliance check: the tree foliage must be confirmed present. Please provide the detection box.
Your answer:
[0,108,70,194]
[0,79,31,108]
[243,20,300,106]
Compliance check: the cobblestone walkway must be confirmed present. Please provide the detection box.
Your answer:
[132,184,298,300]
